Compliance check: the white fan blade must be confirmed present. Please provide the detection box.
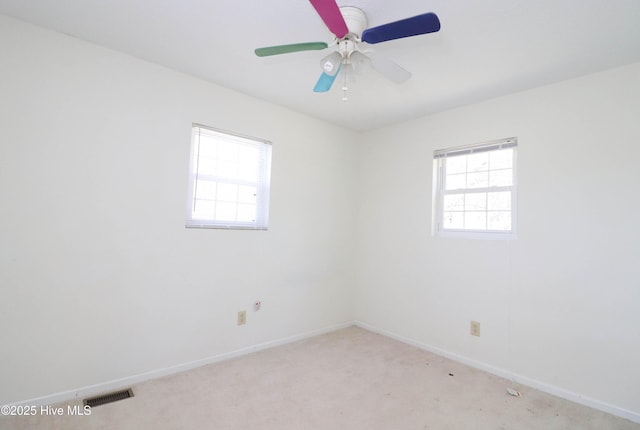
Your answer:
[371,55,411,83]
[349,51,372,73]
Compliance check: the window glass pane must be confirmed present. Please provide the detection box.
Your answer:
[467,152,488,173]
[215,202,237,221]
[465,212,486,230]
[192,200,215,220]
[194,180,216,200]
[217,160,237,179]
[465,193,486,211]
[446,155,466,174]
[237,204,256,222]
[490,148,513,169]
[197,156,217,176]
[217,183,237,202]
[237,163,258,182]
[198,138,217,158]
[489,169,513,187]
[466,172,489,188]
[445,173,466,190]
[443,194,464,211]
[217,141,238,161]
[488,211,511,230]
[443,212,464,229]
[488,192,511,210]
[238,185,257,204]
[238,145,259,165]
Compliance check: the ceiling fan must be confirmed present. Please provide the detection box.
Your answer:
[254,0,441,100]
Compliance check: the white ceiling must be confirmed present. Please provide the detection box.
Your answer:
[1,0,639,131]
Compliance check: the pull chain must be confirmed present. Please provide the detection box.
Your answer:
[341,59,349,102]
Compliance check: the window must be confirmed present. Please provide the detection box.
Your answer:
[186,124,272,229]
[433,137,517,238]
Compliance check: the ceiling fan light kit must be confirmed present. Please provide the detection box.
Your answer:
[254,0,440,100]
[321,51,342,76]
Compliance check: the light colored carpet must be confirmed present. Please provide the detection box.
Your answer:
[3,326,638,429]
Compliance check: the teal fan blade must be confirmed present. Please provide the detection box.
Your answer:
[255,42,328,57]
[313,65,341,92]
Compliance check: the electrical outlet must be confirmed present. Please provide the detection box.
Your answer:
[254,301,261,311]
[237,310,246,326]
[470,320,481,337]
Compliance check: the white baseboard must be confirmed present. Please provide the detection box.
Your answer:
[10,321,353,408]
[354,320,640,424]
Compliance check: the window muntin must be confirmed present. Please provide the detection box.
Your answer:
[434,138,517,237]
[186,124,271,230]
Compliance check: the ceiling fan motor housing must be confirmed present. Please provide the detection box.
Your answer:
[340,6,368,39]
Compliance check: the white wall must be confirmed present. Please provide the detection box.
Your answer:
[355,62,640,416]
[0,14,357,405]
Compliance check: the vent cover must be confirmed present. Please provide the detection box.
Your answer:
[83,388,133,408]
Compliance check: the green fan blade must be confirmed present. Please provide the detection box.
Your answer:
[255,42,328,57]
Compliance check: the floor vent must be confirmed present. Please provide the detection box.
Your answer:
[83,388,134,408]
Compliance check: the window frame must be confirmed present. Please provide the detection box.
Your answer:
[186,123,272,230]
[433,137,518,239]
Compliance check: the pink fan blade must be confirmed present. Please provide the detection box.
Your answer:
[309,0,349,38]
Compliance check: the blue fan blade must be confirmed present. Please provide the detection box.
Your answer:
[362,13,441,44]
[313,65,341,92]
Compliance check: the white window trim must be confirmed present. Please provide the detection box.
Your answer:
[432,137,518,240]
[186,124,272,230]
